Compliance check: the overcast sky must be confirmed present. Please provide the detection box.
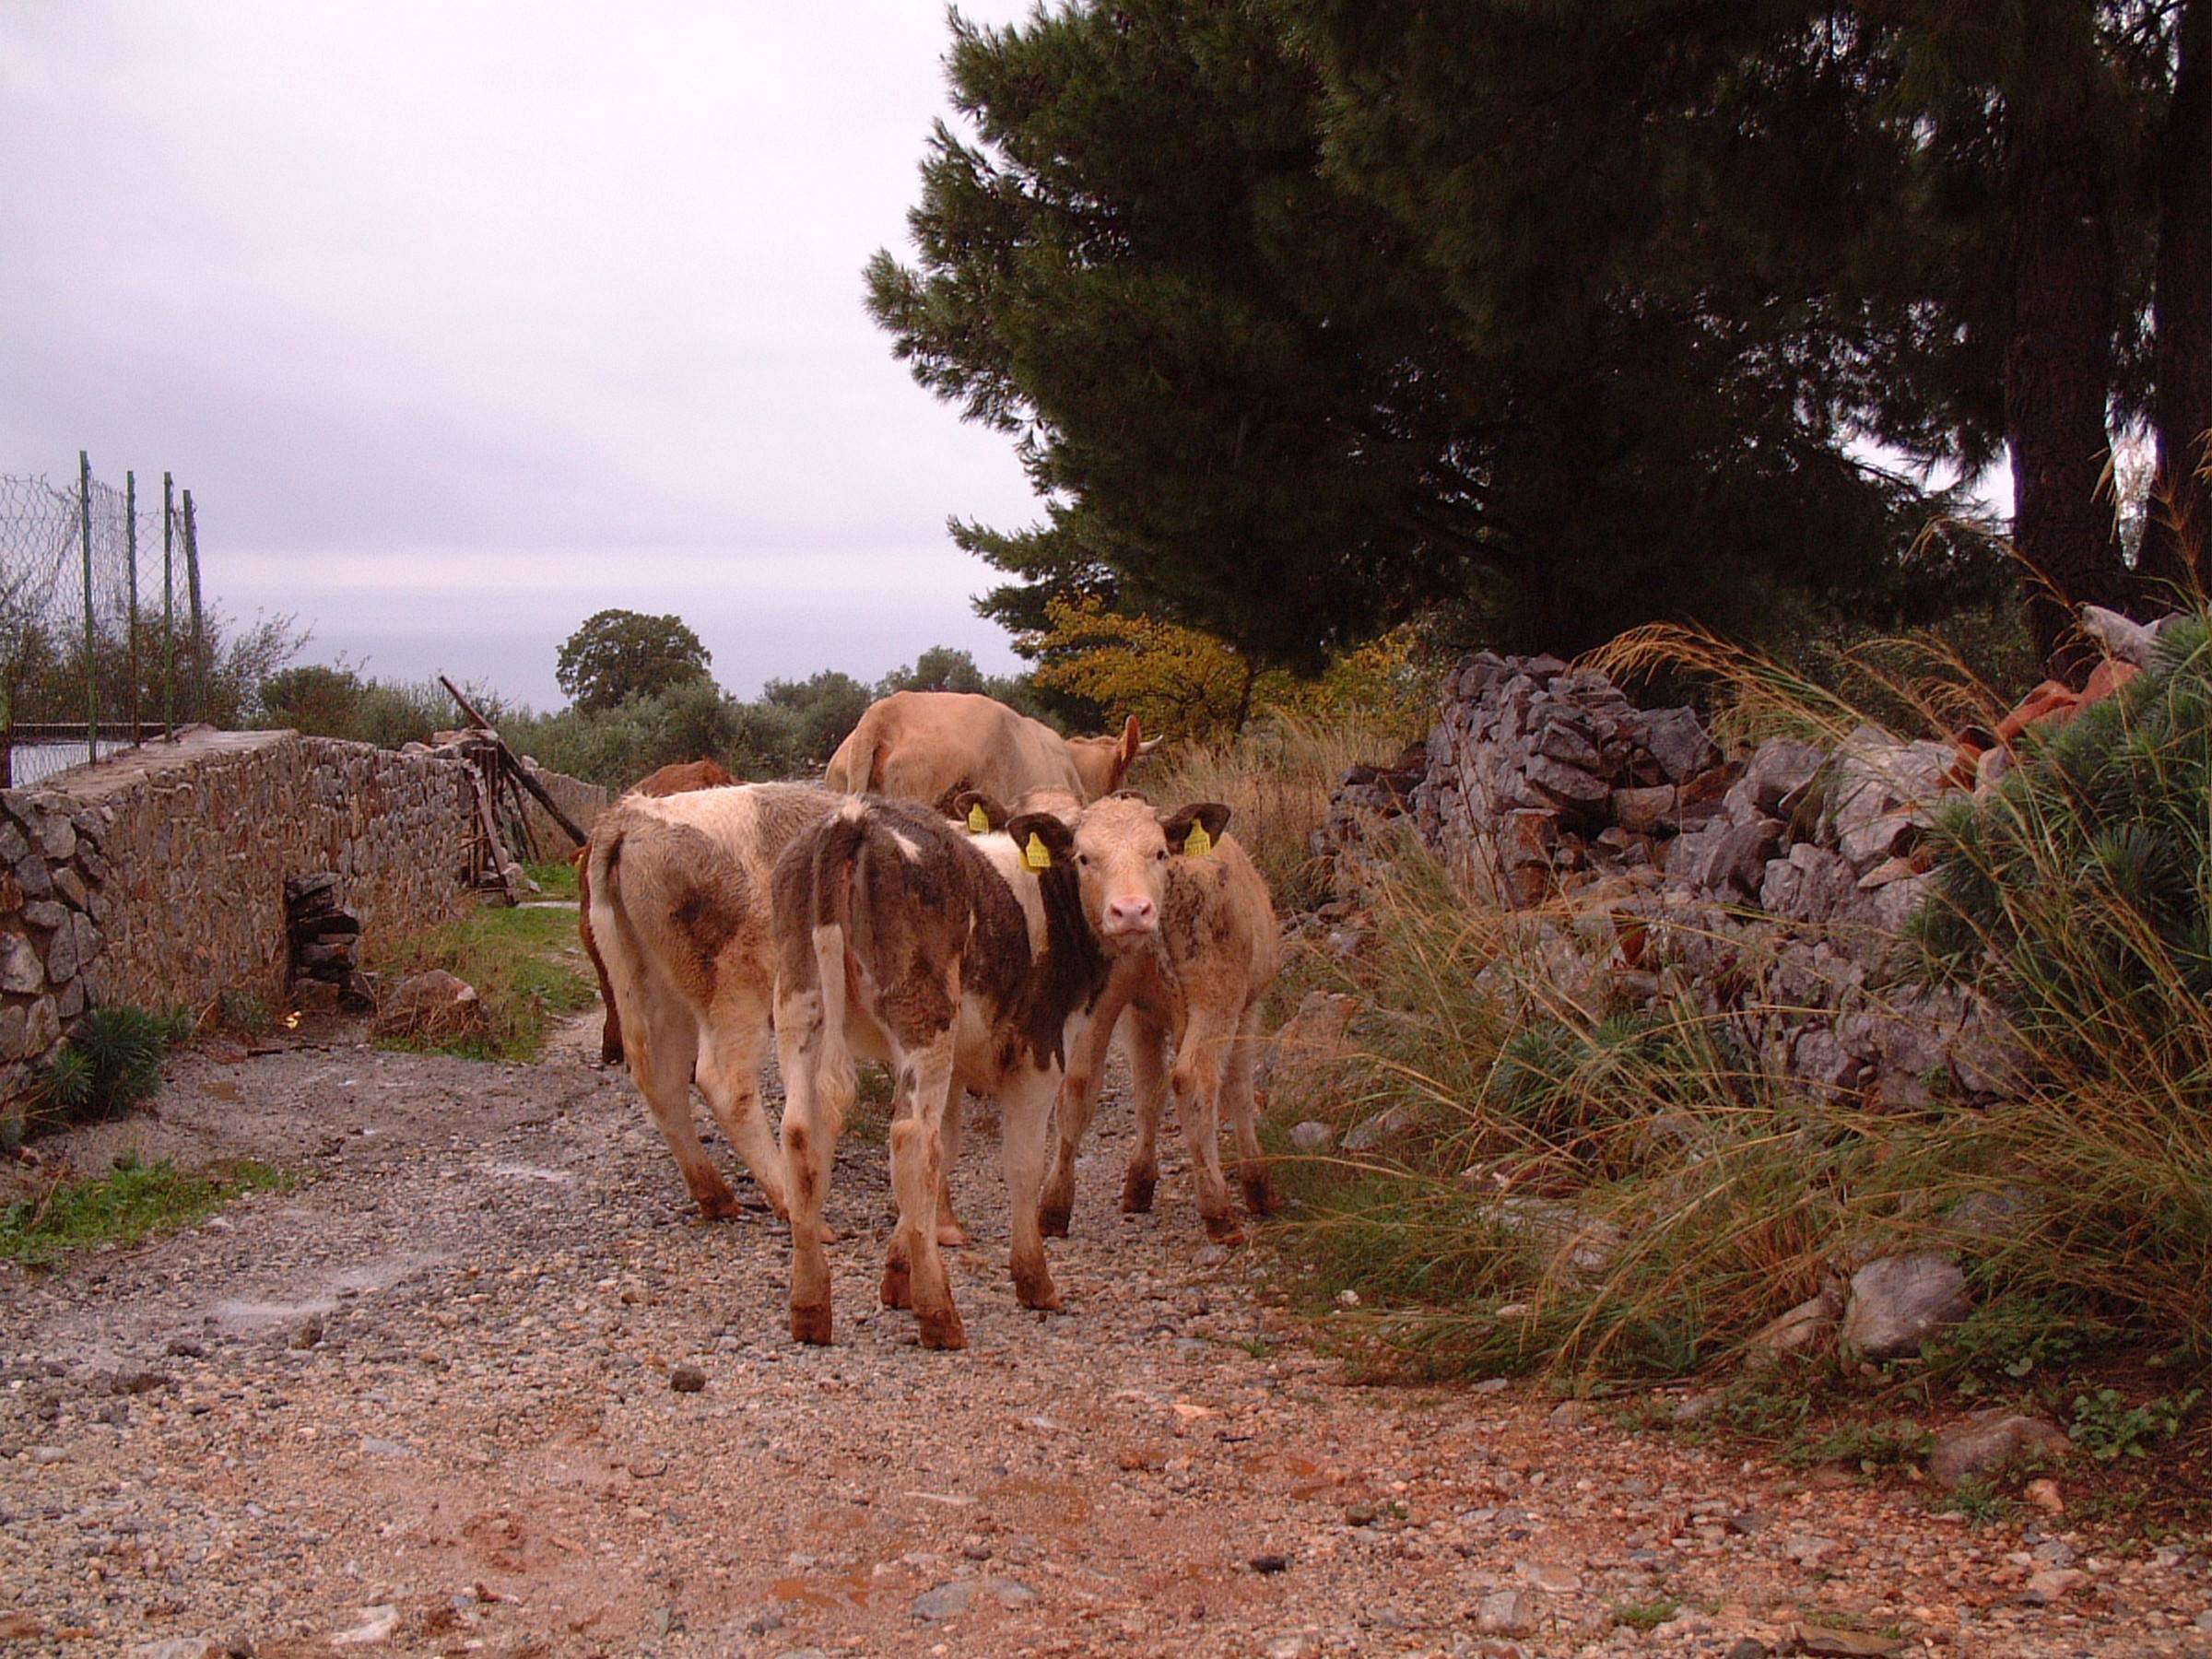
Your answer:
[0,2,1045,708]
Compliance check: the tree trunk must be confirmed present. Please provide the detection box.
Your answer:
[2003,7,2129,683]
[2140,0,2212,599]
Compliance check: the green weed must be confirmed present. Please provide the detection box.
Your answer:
[1,1156,289,1265]
[368,903,596,1062]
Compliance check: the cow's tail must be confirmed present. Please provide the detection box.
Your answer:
[587,820,652,1069]
[805,806,867,1131]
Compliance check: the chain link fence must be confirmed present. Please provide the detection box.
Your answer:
[0,453,208,787]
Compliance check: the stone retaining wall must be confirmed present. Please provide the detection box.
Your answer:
[1323,652,2022,1110]
[0,729,607,1107]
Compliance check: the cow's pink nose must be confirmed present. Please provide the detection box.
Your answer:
[1104,896,1157,934]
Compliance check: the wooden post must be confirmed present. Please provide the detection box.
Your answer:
[182,488,204,723]
[437,674,588,846]
[161,473,175,735]
[77,451,98,764]
[124,470,140,745]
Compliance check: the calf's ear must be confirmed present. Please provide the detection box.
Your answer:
[1159,802,1231,856]
[945,789,1010,833]
[1004,812,1077,872]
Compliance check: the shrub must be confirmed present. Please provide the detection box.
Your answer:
[27,1006,182,1134]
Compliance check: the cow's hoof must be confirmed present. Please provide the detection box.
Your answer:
[790,1303,832,1346]
[1240,1172,1277,1217]
[1201,1214,1246,1246]
[917,1308,968,1351]
[1014,1273,1063,1313]
[697,1188,745,1222]
[1037,1203,1073,1240]
[879,1261,912,1310]
[1120,1174,1157,1214]
[935,1219,971,1249]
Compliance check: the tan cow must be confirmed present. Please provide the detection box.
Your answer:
[577,759,739,1065]
[823,690,1153,807]
[961,791,1280,1242]
[585,782,838,1220]
[771,790,1227,1349]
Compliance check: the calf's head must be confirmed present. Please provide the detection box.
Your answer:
[1064,714,1161,800]
[948,789,1229,954]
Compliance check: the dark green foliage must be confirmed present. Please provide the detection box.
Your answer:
[1915,618,2212,1048]
[870,1,2008,668]
[29,1006,181,1132]
[553,609,712,713]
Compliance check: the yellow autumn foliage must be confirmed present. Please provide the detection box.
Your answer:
[1025,594,1436,744]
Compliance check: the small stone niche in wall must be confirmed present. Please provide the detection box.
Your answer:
[285,874,373,1015]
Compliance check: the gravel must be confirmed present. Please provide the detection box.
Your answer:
[2,1018,2208,1656]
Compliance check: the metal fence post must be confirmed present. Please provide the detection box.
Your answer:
[125,470,140,745]
[77,451,99,765]
[182,488,205,724]
[162,472,176,735]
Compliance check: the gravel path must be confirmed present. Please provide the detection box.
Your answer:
[4,1022,2209,1659]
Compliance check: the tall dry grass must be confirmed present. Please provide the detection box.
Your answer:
[1270,617,2212,1382]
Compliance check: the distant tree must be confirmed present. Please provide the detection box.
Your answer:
[257,664,368,734]
[555,609,712,713]
[877,645,989,698]
[759,669,874,767]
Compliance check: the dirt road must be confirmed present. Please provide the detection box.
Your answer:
[4,1021,2208,1658]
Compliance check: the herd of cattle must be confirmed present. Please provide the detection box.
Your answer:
[573,689,1282,1351]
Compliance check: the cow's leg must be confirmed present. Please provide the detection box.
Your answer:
[625,995,734,1219]
[1119,1007,1172,1215]
[696,985,786,1221]
[776,983,847,1346]
[1227,1003,1274,1216]
[933,1091,970,1248]
[1000,1069,1062,1311]
[1171,1015,1241,1242]
[887,1037,964,1350]
[1042,978,1132,1236]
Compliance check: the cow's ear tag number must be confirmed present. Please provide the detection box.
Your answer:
[1024,833,1053,871]
[1184,823,1213,859]
[968,803,990,834]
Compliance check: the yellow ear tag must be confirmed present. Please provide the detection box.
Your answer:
[1184,822,1213,859]
[967,803,990,834]
[1023,832,1052,871]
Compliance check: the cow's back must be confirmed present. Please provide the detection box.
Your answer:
[598,783,836,1005]
[823,691,1083,806]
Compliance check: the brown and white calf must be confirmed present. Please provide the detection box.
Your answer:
[770,792,1223,1348]
[1016,794,1281,1242]
[585,782,837,1220]
[578,758,738,1064]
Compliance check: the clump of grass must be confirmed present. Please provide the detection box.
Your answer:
[1143,712,1408,912]
[25,1006,189,1135]
[524,857,581,901]
[367,903,596,1062]
[1935,1477,2019,1527]
[1611,1596,1681,1632]
[1,1155,288,1265]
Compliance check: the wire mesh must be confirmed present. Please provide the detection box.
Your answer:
[0,458,206,788]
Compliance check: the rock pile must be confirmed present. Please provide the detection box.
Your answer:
[283,873,373,1016]
[1322,650,2026,1110]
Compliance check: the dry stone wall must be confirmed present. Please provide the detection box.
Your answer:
[0,729,607,1108]
[1324,652,2020,1111]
